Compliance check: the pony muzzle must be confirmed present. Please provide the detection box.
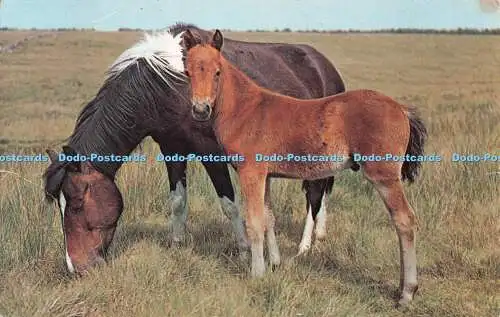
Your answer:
[71,254,106,276]
[191,101,212,121]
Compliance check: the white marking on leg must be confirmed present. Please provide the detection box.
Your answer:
[314,195,327,240]
[220,196,249,258]
[169,181,188,243]
[251,237,266,277]
[59,193,75,273]
[297,206,314,255]
[373,180,418,305]
[400,234,418,304]
[265,207,281,266]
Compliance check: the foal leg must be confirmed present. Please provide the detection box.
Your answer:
[165,161,188,244]
[363,164,418,306]
[202,161,249,259]
[314,178,333,241]
[298,179,332,255]
[240,168,267,277]
[264,177,281,268]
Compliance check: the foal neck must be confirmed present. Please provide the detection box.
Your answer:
[214,58,268,139]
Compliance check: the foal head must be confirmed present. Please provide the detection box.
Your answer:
[183,29,224,121]
[44,146,123,274]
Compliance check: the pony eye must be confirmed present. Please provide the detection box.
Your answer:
[215,70,221,77]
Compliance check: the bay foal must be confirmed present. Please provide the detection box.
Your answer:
[182,30,427,306]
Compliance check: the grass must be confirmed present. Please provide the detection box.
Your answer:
[0,31,499,317]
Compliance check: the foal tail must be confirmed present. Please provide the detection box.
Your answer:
[402,106,428,183]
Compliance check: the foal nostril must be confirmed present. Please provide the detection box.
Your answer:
[191,101,211,120]
[192,103,211,115]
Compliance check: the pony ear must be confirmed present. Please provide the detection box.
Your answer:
[62,145,81,173]
[182,29,198,51]
[46,149,58,163]
[62,145,77,157]
[211,29,223,51]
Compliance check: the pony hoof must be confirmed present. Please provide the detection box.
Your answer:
[168,226,192,247]
[171,240,183,248]
[238,249,249,262]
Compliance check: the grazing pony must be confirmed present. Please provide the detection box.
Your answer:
[182,29,427,306]
[43,23,346,274]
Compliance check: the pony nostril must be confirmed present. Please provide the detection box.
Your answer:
[204,104,210,113]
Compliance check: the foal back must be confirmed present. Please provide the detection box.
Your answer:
[326,89,410,156]
[259,89,410,180]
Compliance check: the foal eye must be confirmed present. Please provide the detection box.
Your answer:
[215,70,221,77]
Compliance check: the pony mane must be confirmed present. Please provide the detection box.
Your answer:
[69,27,193,172]
[44,24,195,200]
[106,29,186,87]
[168,22,200,36]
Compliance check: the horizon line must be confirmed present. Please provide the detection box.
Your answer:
[2,26,500,32]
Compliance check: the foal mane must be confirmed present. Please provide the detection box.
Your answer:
[44,24,195,202]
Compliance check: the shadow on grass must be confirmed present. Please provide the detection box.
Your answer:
[106,219,249,275]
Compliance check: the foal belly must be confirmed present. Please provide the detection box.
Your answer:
[269,159,349,180]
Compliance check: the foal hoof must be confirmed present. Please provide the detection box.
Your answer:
[395,297,411,309]
[296,244,311,257]
[250,266,266,278]
[314,230,327,241]
[396,285,418,309]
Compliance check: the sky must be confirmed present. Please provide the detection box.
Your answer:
[1,0,499,31]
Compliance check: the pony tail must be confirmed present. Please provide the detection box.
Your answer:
[402,106,427,183]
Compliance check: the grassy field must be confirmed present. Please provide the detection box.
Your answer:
[0,30,499,317]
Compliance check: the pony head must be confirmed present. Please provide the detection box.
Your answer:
[44,146,123,274]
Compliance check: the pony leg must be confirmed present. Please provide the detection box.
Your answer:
[364,164,418,306]
[165,161,188,244]
[202,161,249,260]
[240,169,267,277]
[264,178,281,268]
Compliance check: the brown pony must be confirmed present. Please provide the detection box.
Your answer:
[182,29,427,306]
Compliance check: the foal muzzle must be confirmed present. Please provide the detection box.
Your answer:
[191,101,212,121]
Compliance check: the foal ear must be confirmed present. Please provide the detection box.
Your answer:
[182,29,198,51]
[211,29,223,51]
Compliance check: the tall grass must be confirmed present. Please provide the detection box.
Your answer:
[0,31,498,316]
